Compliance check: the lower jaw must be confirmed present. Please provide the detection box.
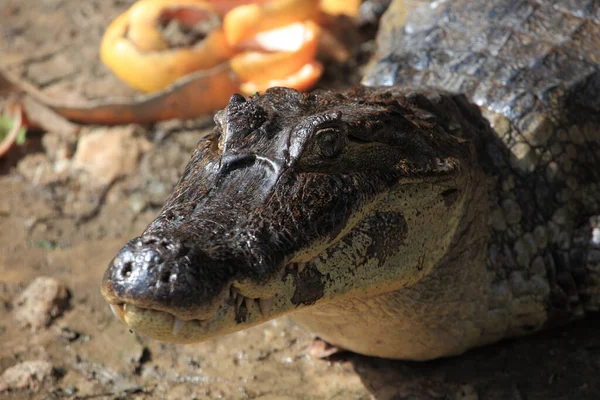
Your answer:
[108,301,273,344]
[109,303,214,343]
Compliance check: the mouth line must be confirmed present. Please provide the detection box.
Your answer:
[108,302,201,336]
[107,261,310,337]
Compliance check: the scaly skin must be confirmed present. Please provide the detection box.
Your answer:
[364,0,600,335]
[102,0,600,360]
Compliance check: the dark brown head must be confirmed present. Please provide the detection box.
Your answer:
[101,87,470,342]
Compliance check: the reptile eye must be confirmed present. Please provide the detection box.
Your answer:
[315,125,346,158]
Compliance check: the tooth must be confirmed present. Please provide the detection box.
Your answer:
[172,317,184,336]
[244,297,253,312]
[236,293,245,309]
[297,262,306,273]
[109,304,126,323]
[258,297,274,318]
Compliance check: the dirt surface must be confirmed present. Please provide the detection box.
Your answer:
[1,1,600,399]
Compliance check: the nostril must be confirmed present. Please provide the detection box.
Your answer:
[141,235,158,245]
[121,261,133,278]
[159,238,172,248]
[160,269,171,283]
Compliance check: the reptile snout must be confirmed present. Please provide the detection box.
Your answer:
[102,234,185,307]
[102,231,237,323]
[110,234,178,285]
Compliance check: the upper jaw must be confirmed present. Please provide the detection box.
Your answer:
[100,233,247,320]
[99,209,325,342]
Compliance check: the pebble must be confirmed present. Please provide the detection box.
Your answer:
[0,360,55,392]
[13,276,70,330]
[72,125,152,186]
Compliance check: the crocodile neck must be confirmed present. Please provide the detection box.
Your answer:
[292,111,600,360]
[342,0,600,359]
[292,152,493,360]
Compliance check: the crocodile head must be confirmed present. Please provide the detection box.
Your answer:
[101,86,474,343]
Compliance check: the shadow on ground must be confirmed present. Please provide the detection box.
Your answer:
[350,317,600,399]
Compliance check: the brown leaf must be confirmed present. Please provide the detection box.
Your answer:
[0,64,238,126]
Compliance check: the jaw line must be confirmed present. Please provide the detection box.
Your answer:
[106,261,310,343]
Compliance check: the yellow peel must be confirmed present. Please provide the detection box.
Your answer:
[100,0,235,92]
[230,21,319,83]
[224,0,320,47]
[319,0,361,17]
[240,61,323,95]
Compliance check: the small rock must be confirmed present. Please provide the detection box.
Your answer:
[72,125,152,186]
[13,277,70,330]
[58,326,82,342]
[0,360,55,392]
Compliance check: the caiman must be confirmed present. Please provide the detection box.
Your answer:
[102,0,600,360]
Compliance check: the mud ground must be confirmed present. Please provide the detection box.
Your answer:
[1,1,600,399]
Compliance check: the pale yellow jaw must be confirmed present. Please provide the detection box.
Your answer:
[107,290,281,344]
[110,303,209,343]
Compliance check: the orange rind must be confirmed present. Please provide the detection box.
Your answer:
[223,0,320,47]
[100,0,326,119]
[100,0,235,92]
[230,21,320,83]
[202,0,271,15]
[319,0,361,17]
[240,61,323,95]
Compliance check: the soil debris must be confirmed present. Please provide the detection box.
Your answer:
[0,360,55,392]
[72,125,152,187]
[13,276,70,330]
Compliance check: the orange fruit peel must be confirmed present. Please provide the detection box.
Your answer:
[223,0,320,47]
[101,0,325,115]
[319,0,361,17]
[240,60,323,95]
[202,0,272,15]
[230,21,320,83]
[101,0,235,92]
